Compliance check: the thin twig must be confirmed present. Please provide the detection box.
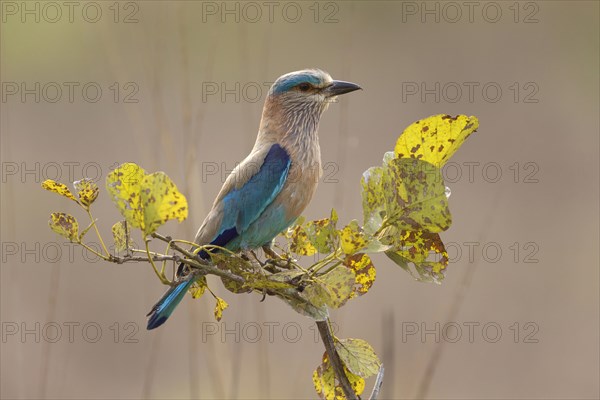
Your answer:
[151,233,245,283]
[316,319,358,400]
[368,364,385,400]
[86,209,110,257]
[145,237,169,284]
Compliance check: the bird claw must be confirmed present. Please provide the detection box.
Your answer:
[262,244,296,269]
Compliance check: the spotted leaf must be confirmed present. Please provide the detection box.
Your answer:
[382,157,451,232]
[74,178,99,208]
[140,172,188,236]
[213,296,228,321]
[394,114,479,167]
[335,338,381,378]
[361,163,387,234]
[287,223,317,256]
[339,220,367,255]
[343,254,376,298]
[190,276,208,299]
[313,353,365,400]
[106,163,146,230]
[48,212,79,242]
[42,180,78,203]
[304,266,355,309]
[385,230,449,283]
[111,220,130,252]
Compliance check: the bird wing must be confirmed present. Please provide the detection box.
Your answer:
[194,143,291,247]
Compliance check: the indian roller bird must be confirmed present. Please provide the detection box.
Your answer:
[147,69,361,329]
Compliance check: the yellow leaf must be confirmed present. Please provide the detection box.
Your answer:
[335,338,381,378]
[344,254,376,298]
[214,296,228,321]
[41,180,78,203]
[288,224,317,256]
[313,353,365,400]
[48,212,79,242]
[190,276,208,299]
[111,221,129,252]
[339,220,367,254]
[385,230,449,283]
[74,178,99,208]
[140,172,188,236]
[106,163,146,230]
[394,114,479,167]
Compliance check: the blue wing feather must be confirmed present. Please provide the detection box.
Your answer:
[147,144,291,330]
[214,143,290,248]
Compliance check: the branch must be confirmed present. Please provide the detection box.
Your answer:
[368,364,385,400]
[151,232,245,284]
[317,319,358,400]
[112,254,176,264]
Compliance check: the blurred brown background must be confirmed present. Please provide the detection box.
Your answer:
[1,1,598,399]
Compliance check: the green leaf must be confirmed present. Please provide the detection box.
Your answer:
[251,270,305,291]
[313,353,365,400]
[73,178,99,208]
[394,114,479,167]
[42,180,79,203]
[343,254,376,298]
[279,289,329,320]
[140,172,188,236]
[286,210,339,256]
[210,252,255,294]
[111,221,129,252]
[382,158,451,232]
[106,163,146,230]
[361,164,387,234]
[335,338,381,378]
[304,266,356,309]
[305,209,339,254]
[48,212,79,242]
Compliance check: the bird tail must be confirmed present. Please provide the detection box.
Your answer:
[146,265,195,330]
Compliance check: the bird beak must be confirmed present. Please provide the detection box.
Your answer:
[324,80,362,97]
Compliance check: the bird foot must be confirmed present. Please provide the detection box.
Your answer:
[262,244,296,270]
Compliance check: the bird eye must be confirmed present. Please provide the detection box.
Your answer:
[297,83,311,91]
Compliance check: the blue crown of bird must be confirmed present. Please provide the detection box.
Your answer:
[147,69,361,329]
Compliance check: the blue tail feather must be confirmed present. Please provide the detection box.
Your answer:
[146,272,196,330]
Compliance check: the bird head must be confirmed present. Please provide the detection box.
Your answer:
[261,69,361,138]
